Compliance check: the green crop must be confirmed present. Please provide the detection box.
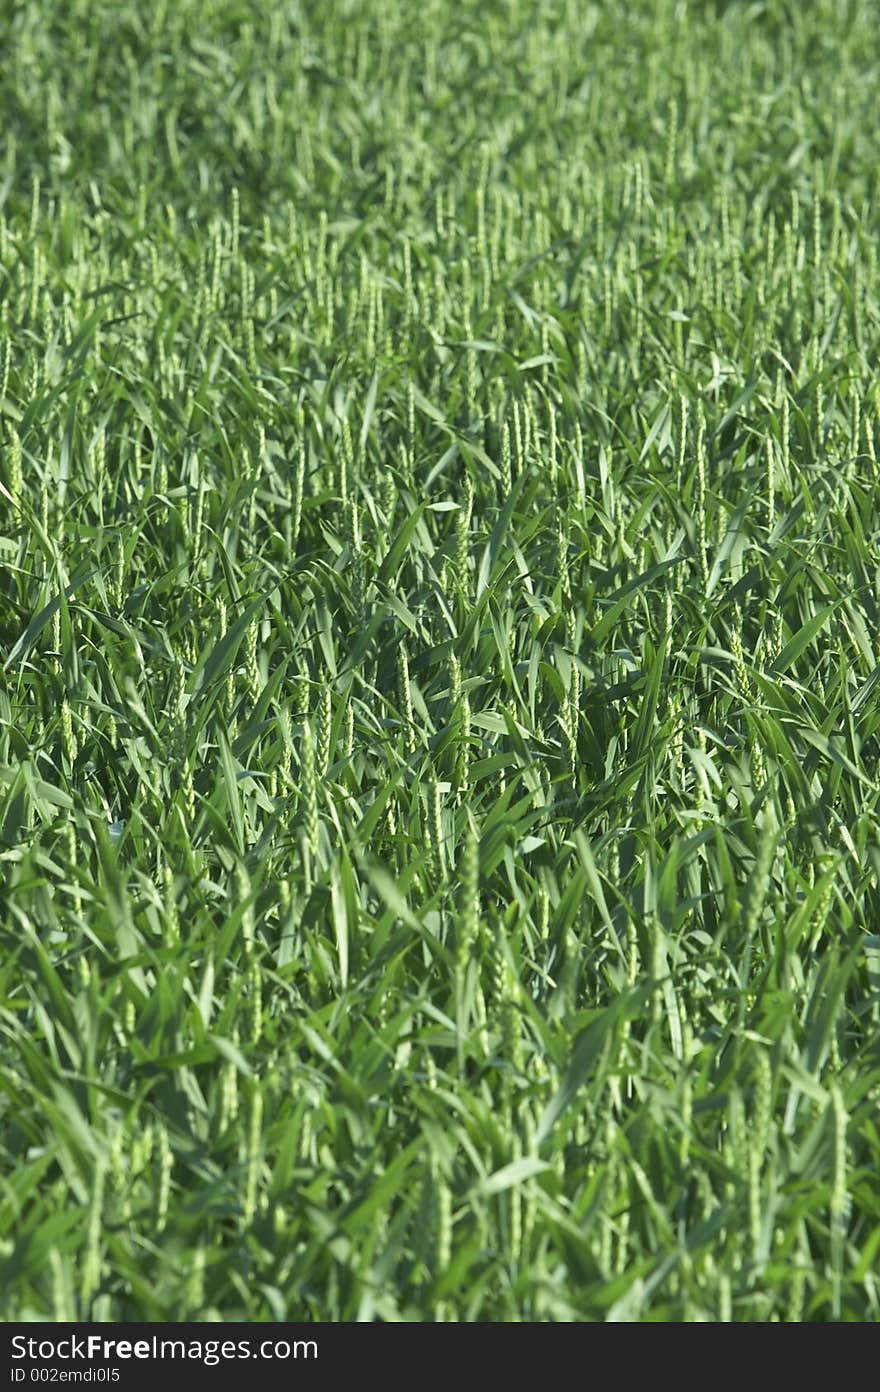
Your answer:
[1,0,879,1322]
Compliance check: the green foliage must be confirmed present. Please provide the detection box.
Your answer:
[2,0,880,1322]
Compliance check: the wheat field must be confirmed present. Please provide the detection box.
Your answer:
[1,0,879,1321]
